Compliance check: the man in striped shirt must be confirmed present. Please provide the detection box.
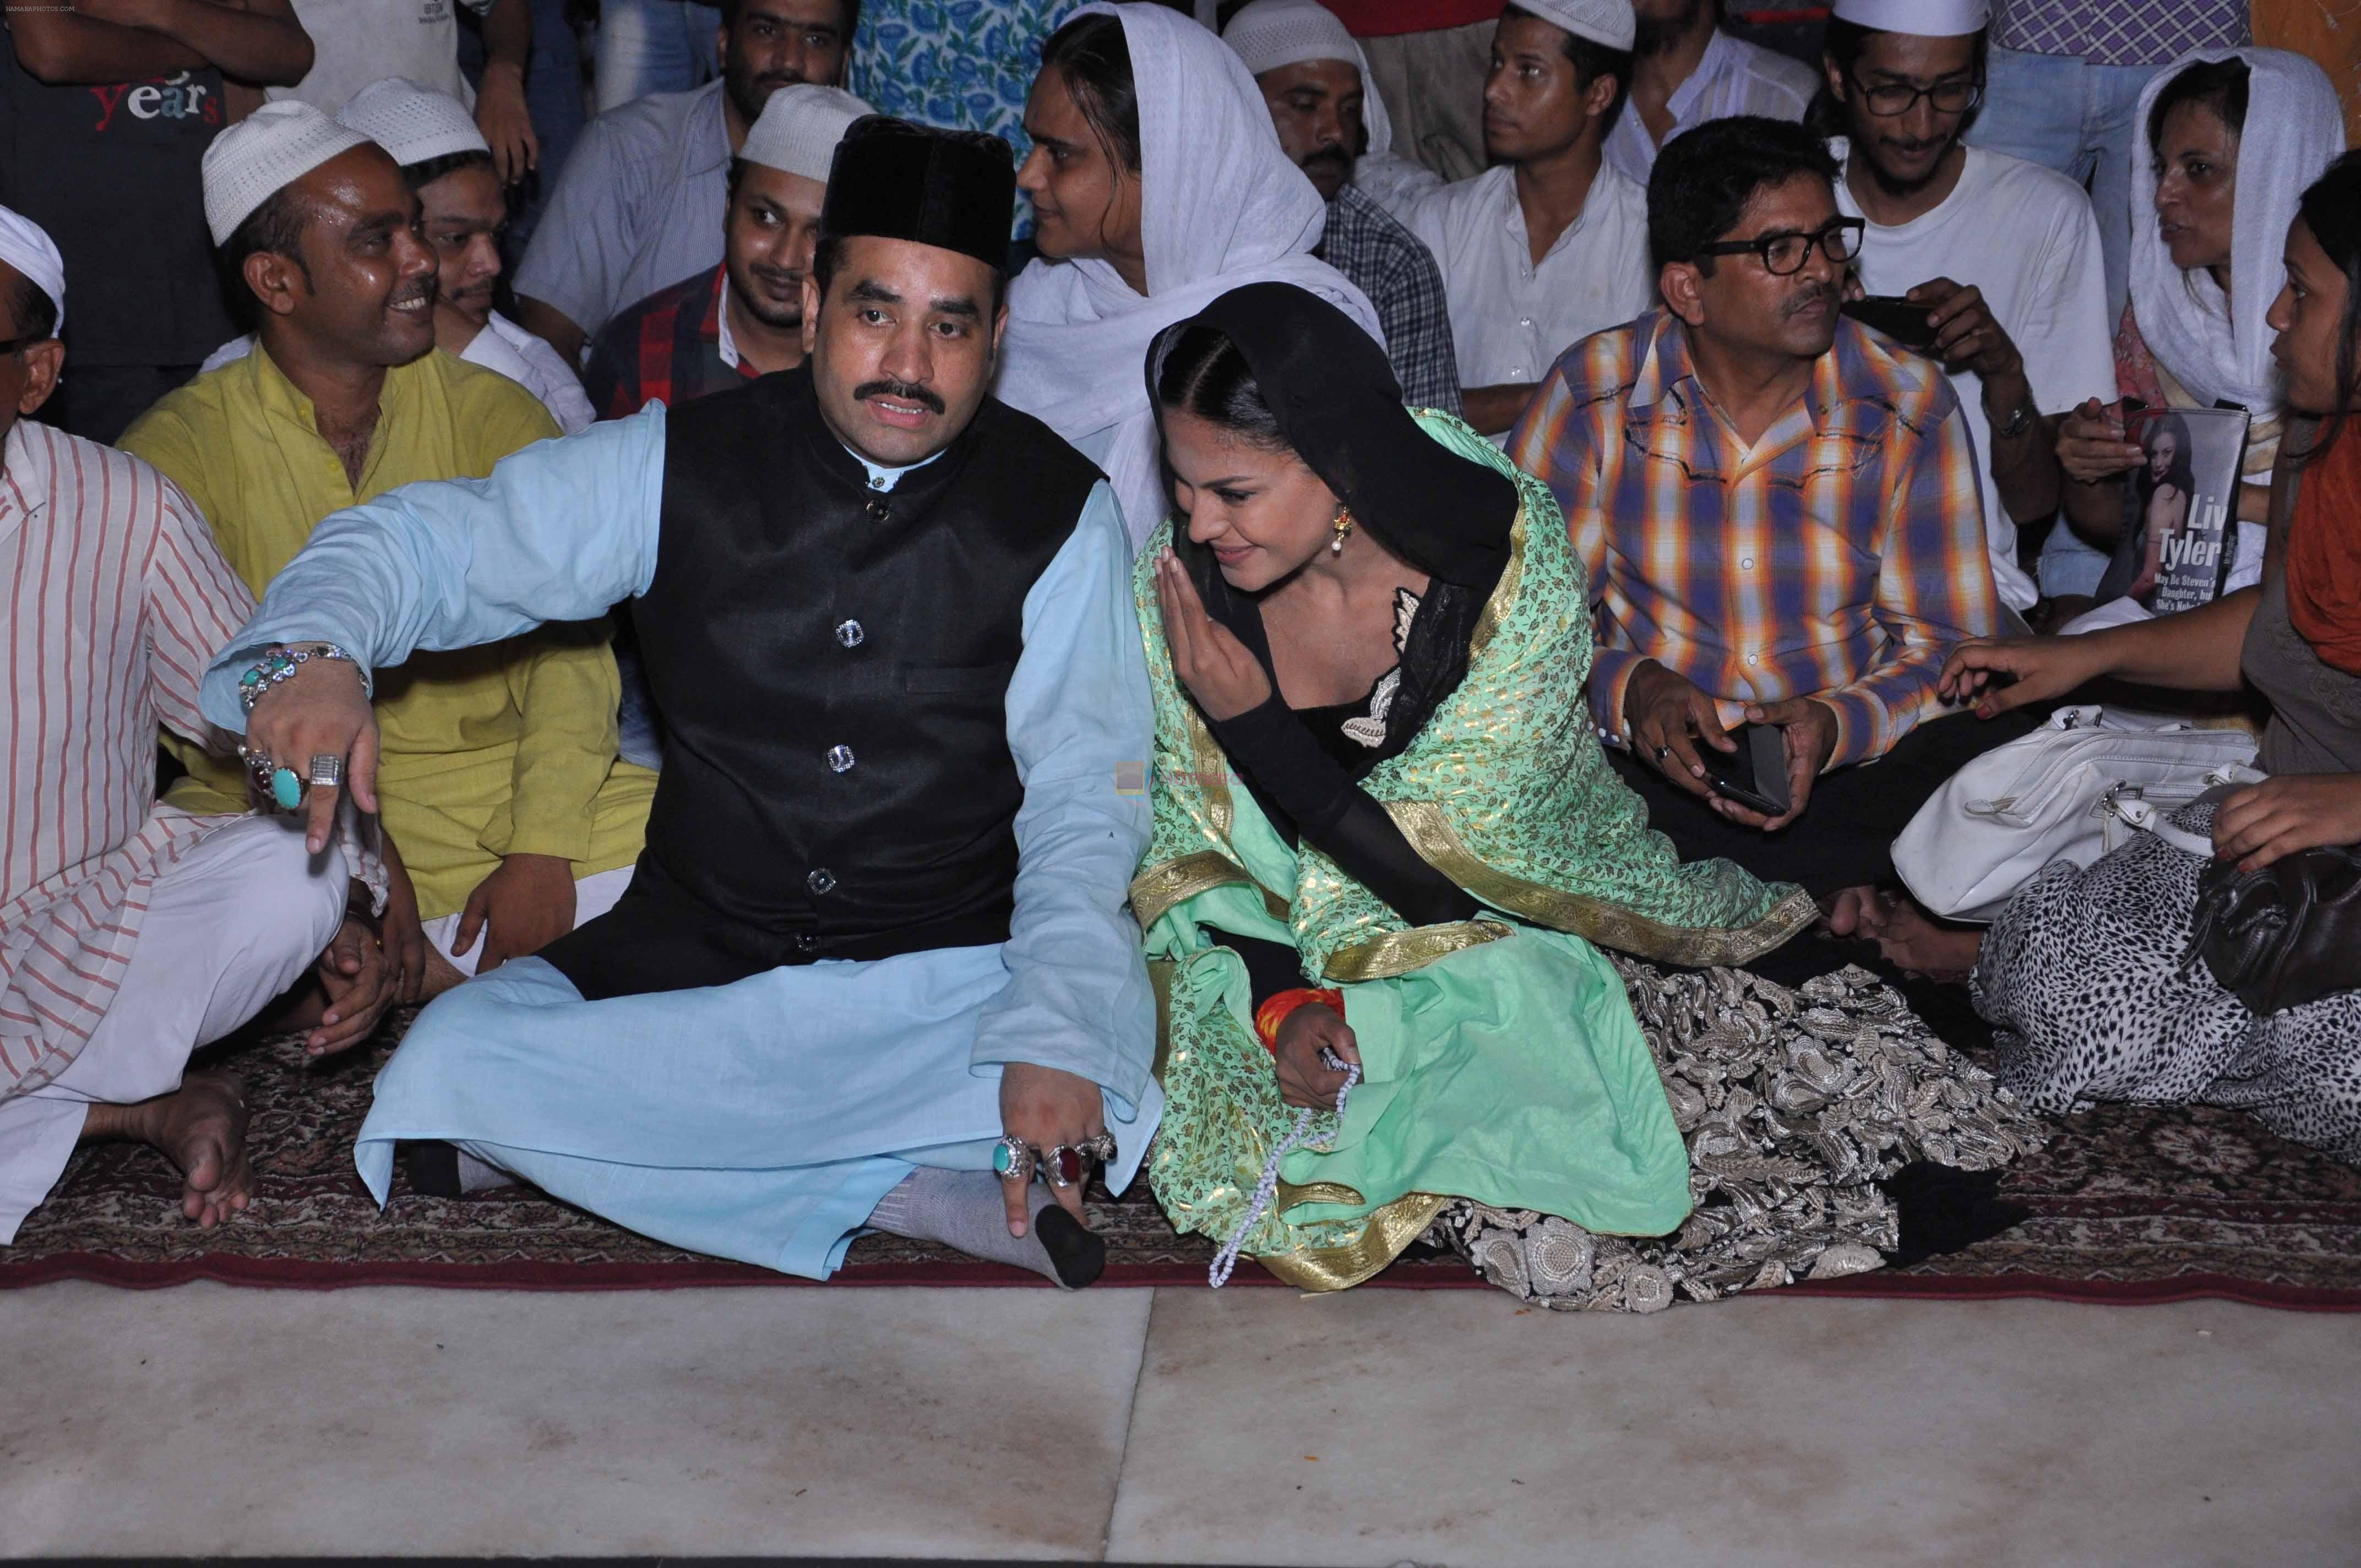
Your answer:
[1509,116,2018,902]
[0,213,393,1244]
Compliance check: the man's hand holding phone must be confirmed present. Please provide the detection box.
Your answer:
[1717,699,1840,832]
[1624,662,1837,832]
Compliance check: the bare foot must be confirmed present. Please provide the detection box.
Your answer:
[1872,897,1984,984]
[1820,884,1889,940]
[91,1073,255,1227]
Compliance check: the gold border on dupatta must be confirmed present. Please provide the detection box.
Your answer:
[1320,918,1512,983]
[1465,493,1530,666]
[1129,851,1256,932]
[1146,957,1176,1084]
[1384,801,1821,967]
[1254,1191,1453,1292]
[1187,705,1233,841]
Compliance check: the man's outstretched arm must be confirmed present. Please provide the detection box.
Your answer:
[204,410,663,850]
[198,408,665,733]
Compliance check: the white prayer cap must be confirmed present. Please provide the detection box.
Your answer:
[739,84,873,183]
[1509,0,1636,53]
[335,77,490,168]
[0,205,64,335]
[1829,0,1990,36]
[203,100,373,247]
[1222,0,1361,77]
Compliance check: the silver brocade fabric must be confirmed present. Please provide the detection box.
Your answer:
[1429,960,2048,1312]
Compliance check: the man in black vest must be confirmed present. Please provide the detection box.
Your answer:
[204,118,1157,1288]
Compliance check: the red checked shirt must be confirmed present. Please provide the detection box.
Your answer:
[580,263,760,422]
[1507,308,2001,770]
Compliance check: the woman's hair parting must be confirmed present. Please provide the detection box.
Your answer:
[2147,56,2250,156]
[1153,320,1288,451]
[1040,12,1142,173]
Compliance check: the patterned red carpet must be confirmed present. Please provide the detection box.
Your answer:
[6,1015,2358,1307]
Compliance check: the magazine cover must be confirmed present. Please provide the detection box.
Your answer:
[2093,405,2253,616]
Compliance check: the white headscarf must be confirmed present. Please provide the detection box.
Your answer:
[2129,47,2345,417]
[998,2,1383,551]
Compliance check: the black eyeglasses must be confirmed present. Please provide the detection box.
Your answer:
[1846,69,1983,118]
[1696,217,1865,276]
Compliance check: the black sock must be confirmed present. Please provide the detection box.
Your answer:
[1879,1162,2029,1267]
[866,1167,1106,1288]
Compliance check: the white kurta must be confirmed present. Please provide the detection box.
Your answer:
[1400,162,1655,395]
[199,408,1162,1279]
[1603,31,1821,187]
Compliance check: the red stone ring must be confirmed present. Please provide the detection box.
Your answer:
[1040,1144,1086,1188]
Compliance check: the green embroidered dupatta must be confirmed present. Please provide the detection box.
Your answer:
[1130,411,1816,1289]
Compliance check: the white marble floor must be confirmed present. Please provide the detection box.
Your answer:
[4,1281,2358,1564]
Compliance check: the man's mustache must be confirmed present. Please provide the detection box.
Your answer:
[1301,146,1351,176]
[748,263,804,291]
[391,278,436,308]
[854,379,945,413]
[757,70,807,90]
[1782,284,1836,319]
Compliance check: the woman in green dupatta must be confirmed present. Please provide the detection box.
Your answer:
[1134,284,2041,1309]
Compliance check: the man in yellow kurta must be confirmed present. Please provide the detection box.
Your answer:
[122,102,654,999]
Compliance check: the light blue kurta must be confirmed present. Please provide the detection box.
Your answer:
[198,407,1161,1278]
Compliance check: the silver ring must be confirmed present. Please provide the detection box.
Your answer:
[239,746,275,783]
[1654,744,1673,761]
[1040,1144,1079,1188]
[991,1134,1033,1183]
[308,753,344,787]
[1079,1133,1117,1163]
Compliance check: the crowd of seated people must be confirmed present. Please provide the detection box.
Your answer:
[0,0,2352,1307]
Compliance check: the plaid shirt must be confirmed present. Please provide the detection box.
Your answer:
[581,263,758,422]
[1321,183,1462,415]
[1508,309,2000,769]
[1992,0,2248,68]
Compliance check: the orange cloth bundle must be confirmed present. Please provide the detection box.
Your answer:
[1252,988,1346,1053]
[2287,428,2361,676]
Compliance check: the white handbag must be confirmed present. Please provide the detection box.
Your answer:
[1890,705,2260,922]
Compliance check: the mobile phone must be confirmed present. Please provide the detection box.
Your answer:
[1841,295,1940,352]
[1699,724,1792,818]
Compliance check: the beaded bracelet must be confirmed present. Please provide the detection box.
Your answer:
[1253,987,1345,1053]
[237,641,360,715]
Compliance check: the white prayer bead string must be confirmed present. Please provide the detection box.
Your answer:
[1209,1052,1361,1288]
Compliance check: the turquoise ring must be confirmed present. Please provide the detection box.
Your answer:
[269,767,304,811]
[992,1135,1032,1182]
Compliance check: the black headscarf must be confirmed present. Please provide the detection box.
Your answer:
[1147,282,1517,588]
[1140,284,1521,930]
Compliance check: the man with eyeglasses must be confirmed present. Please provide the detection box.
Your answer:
[1510,115,2016,914]
[1822,0,2114,622]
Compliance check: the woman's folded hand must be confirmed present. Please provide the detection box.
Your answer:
[1156,547,1273,722]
